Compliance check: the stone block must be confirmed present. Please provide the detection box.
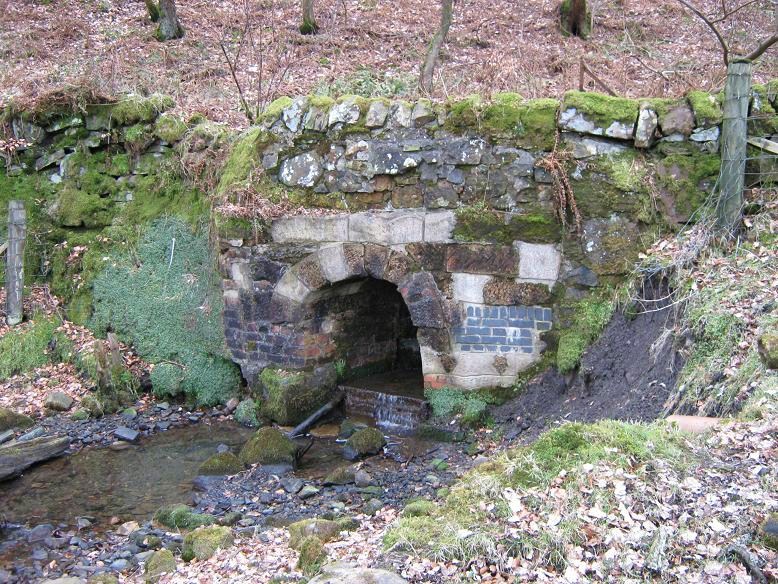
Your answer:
[446,244,518,275]
[365,100,389,128]
[329,97,362,126]
[383,250,413,284]
[260,365,337,425]
[317,244,350,283]
[292,255,327,290]
[516,242,561,283]
[405,243,446,271]
[424,210,455,242]
[482,278,552,305]
[451,273,490,303]
[634,105,658,148]
[279,151,323,187]
[363,243,391,279]
[659,103,694,136]
[274,270,310,303]
[271,215,348,243]
[399,272,445,328]
[348,210,424,244]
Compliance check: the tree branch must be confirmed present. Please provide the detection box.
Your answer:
[745,32,778,61]
[710,0,761,23]
[675,0,730,65]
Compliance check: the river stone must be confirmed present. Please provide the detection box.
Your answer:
[343,427,386,461]
[114,427,140,443]
[145,549,176,582]
[182,526,234,562]
[238,427,297,467]
[323,465,356,485]
[281,477,304,494]
[0,407,34,432]
[363,498,384,516]
[288,518,341,549]
[199,452,242,476]
[298,485,320,499]
[308,563,407,584]
[44,391,74,412]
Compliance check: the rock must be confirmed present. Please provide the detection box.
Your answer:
[0,407,34,432]
[224,397,240,414]
[238,427,297,467]
[181,526,234,562]
[114,427,140,443]
[153,504,215,530]
[338,419,366,439]
[0,436,70,481]
[424,474,441,488]
[233,398,261,428]
[259,366,336,425]
[198,452,242,476]
[757,331,778,369]
[109,558,129,571]
[354,469,374,487]
[308,563,408,584]
[281,477,304,494]
[144,549,176,582]
[323,465,356,486]
[288,518,342,549]
[298,485,320,499]
[71,409,90,421]
[44,391,74,412]
[634,106,658,148]
[39,578,87,584]
[365,100,389,128]
[659,103,694,136]
[362,499,384,516]
[328,97,362,126]
[690,126,719,142]
[0,430,13,444]
[17,427,45,442]
[343,427,385,461]
[115,521,140,536]
[120,407,137,419]
[28,524,54,542]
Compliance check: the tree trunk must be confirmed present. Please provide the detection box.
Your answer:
[561,0,591,39]
[144,0,160,23]
[419,0,454,94]
[300,0,319,35]
[156,0,184,41]
[716,60,751,234]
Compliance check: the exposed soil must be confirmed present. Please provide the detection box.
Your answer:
[495,278,683,442]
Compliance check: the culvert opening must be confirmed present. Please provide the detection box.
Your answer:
[308,277,427,431]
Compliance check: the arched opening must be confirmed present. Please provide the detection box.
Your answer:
[307,277,423,389]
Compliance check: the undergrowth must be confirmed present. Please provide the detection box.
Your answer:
[0,315,73,380]
[90,218,240,406]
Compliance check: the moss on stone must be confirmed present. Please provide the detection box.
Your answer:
[556,292,615,373]
[343,427,386,459]
[563,91,639,127]
[444,95,484,131]
[153,504,215,530]
[749,84,778,135]
[81,395,104,418]
[145,549,176,582]
[234,398,262,428]
[516,98,559,150]
[0,407,34,432]
[260,367,332,425]
[111,94,174,125]
[760,513,778,551]
[217,127,276,195]
[508,213,562,242]
[686,90,722,127]
[655,148,720,220]
[454,202,561,244]
[181,525,234,562]
[238,426,297,467]
[71,408,90,421]
[288,518,342,549]
[259,96,294,125]
[154,113,188,143]
[198,452,243,476]
[296,535,326,575]
[309,95,336,109]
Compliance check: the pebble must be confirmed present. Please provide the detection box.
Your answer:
[109,559,129,571]
[281,477,304,494]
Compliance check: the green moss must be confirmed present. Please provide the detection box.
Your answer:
[0,407,34,432]
[217,127,276,194]
[56,186,115,228]
[260,367,330,425]
[199,452,243,476]
[181,525,234,562]
[749,85,778,135]
[154,113,188,142]
[154,504,215,530]
[297,535,326,576]
[686,90,723,127]
[556,292,615,373]
[444,95,484,132]
[454,202,561,245]
[309,95,336,109]
[81,395,104,418]
[111,94,174,125]
[344,427,386,457]
[259,96,294,125]
[508,213,562,242]
[71,408,90,421]
[655,148,721,220]
[238,427,297,467]
[563,91,639,127]
[145,549,176,582]
[425,387,490,428]
[234,398,262,428]
[288,518,342,549]
[0,316,73,380]
[402,500,437,517]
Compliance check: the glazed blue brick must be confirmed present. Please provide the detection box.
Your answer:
[466,327,491,335]
[461,344,471,351]
[508,319,534,328]
[474,306,481,317]
[534,307,545,320]
[466,317,481,326]
[472,345,485,351]
[493,327,507,336]
[537,321,552,331]
[467,306,474,317]
[508,306,518,318]
[499,307,508,318]
[490,307,500,318]
[517,306,527,319]
[482,336,507,344]
[543,308,553,321]
[500,346,513,352]
[486,345,497,352]
[507,337,533,347]
[458,335,481,343]
[483,318,507,327]
[521,347,533,353]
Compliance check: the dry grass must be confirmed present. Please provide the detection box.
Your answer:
[0,0,776,127]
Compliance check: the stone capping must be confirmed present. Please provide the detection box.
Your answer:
[270,210,455,245]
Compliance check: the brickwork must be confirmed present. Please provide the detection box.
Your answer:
[454,304,553,354]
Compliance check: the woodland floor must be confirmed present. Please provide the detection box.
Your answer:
[1,0,777,126]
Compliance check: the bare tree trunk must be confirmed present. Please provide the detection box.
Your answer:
[419,0,453,94]
[300,0,319,34]
[561,0,591,39]
[144,0,160,22]
[156,0,184,41]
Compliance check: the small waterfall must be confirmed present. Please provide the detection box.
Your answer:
[343,385,429,433]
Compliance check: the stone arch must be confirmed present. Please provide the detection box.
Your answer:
[267,242,450,382]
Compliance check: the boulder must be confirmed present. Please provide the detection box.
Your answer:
[343,427,386,461]
[144,549,176,582]
[0,407,34,432]
[0,435,70,482]
[308,563,408,584]
[181,526,234,561]
[757,332,778,370]
[259,365,336,426]
[238,427,297,467]
[153,504,215,530]
[233,398,262,428]
[198,452,242,476]
[44,391,74,412]
[323,465,356,485]
[288,518,342,549]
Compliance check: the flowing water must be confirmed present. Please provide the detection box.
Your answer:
[342,370,429,433]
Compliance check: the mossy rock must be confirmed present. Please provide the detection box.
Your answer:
[686,90,723,127]
[654,147,720,223]
[401,500,437,517]
[181,525,234,562]
[144,549,176,583]
[757,331,778,370]
[0,408,34,432]
[154,113,188,143]
[198,452,243,476]
[322,465,356,485]
[234,398,262,428]
[88,576,120,584]
[760,513,778,551]
[260,366,336,426]
[153,504,215,530]
[217,127,277,195]
[259,96,294,126]
[288,518,342,550]
[343,427,386,461]
[71,409,90,421]
[297,535,326,576]
[238,426,297,467]
[80,395,105,418]
[562,90,639,127]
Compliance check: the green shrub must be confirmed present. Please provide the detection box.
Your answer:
[0,316,73,380]
[91,218,240,406]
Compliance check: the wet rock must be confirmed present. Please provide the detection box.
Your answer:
[308,563,408,584]
[362,499,384,516]
[233,398,261,428]
[0,430,13,444]
[238,427,297,467]
[298,485,320,500]
[115,521,139,536]
[113,427,139,443]
[338,419,366,439]
[323,465,356,486]
[144,549,176,582]
[109,558,129,572]
[343,427,386,461]
[181,526,234,562]
[1,436,70,481]
[354,469,374,487]
[198,452,242,476]
[281,477,304,494]
[44,391,74,412]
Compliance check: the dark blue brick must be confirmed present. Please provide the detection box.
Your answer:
[517,306,528,319]
[521,328,532,338]
[537,321,552,331]
[500,346,513,352]
[508,306,518,318]
[474,306,481,317]
[466,327,491,335]
[493,328,507,336]
[508,319,534,328]
[466,317,482,326]
[499,307,508,318]
[473,345,485,351]
[534,307,545,320]
[461,345,471,351]
[486,345,497,352]
[457,335,482,343]
[482,336,507,344]
[543,308,553,321]
[467,306,474,317]
[521,347,533,353]
[507,337,533,347]
[483,318,507,327]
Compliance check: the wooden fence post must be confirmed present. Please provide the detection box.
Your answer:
[6,200,26,326]
[716,59,751,234]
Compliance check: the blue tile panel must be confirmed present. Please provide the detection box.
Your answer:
[455,304,553,353]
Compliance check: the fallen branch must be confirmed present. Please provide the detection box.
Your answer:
[287,391,344,438]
